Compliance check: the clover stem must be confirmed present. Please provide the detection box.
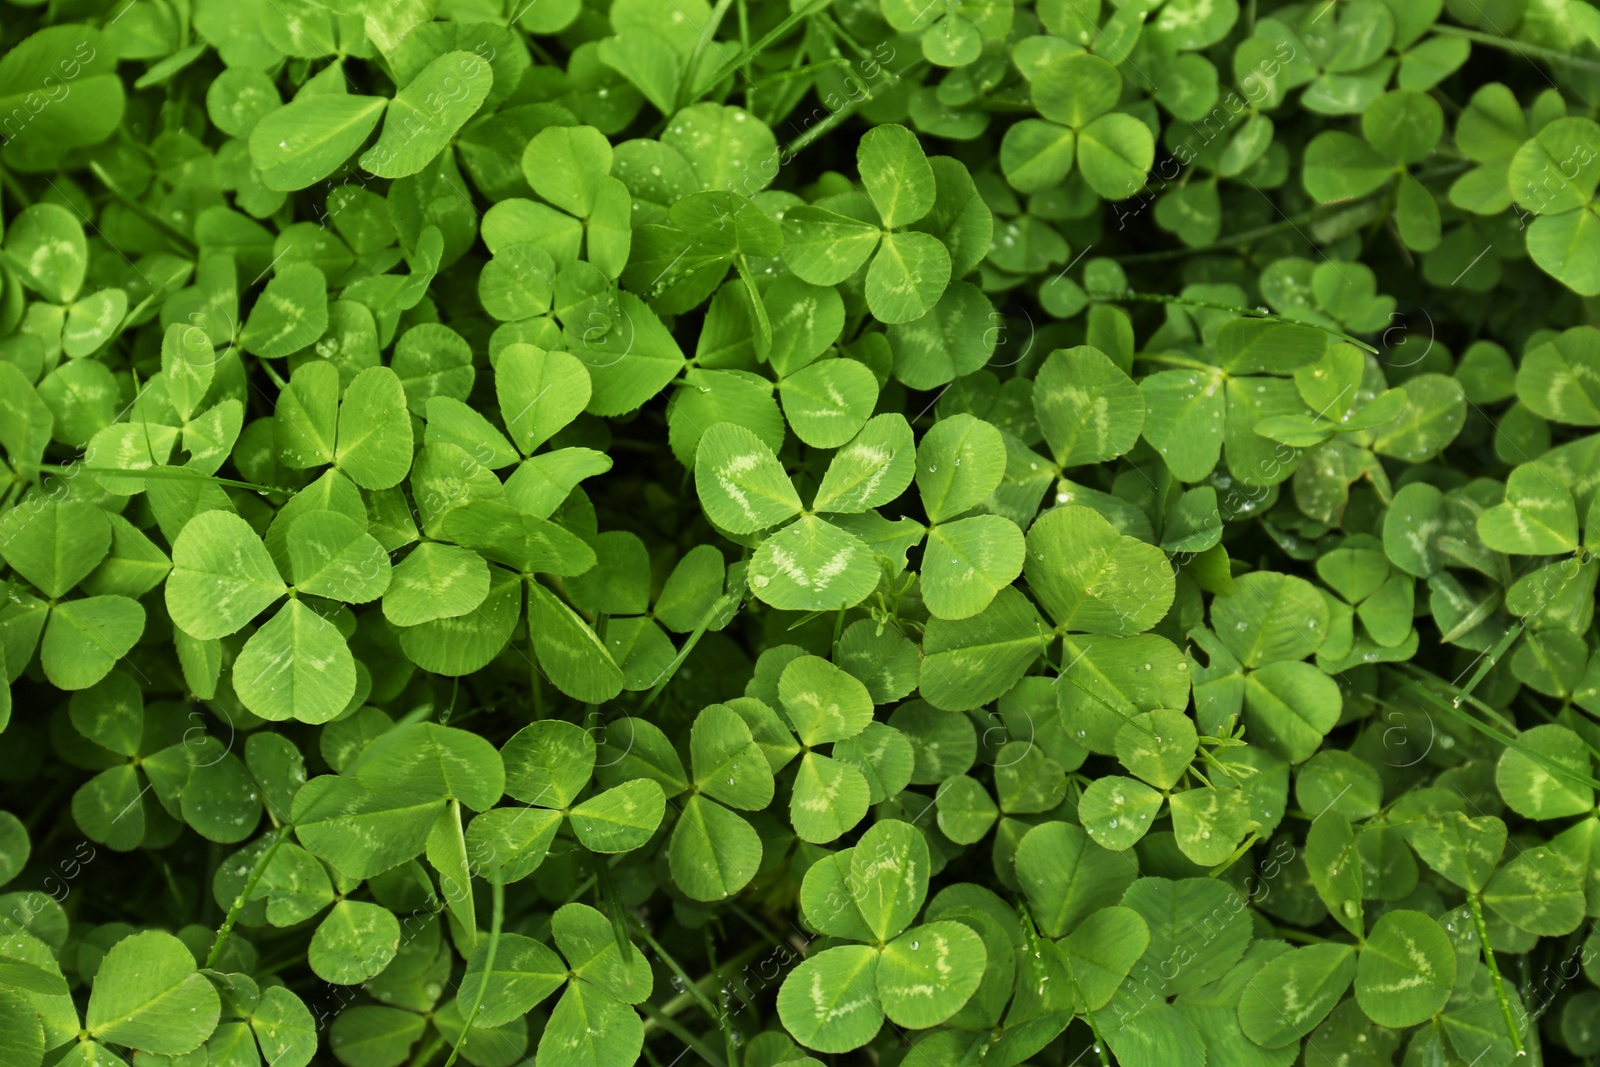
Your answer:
[88,163,198,254]
[1088,289,1380,355]
[530,660,545,719]
[593,855,637,962]
[206,823,291,968]
[1132,352,1217,373]
[1431,24,1600,76]
[441,878,503,1067]
[633,918,725,1029]
[1451,620,1524,709]
[46,458,289,497]
[1112,208,1325,262]
[1079,1009,1113,1066]
[680,0,738,111]
[750,57,854,91]
[729,903,787,951]
[440,677,459,725]
[1467,891,1526,1057]
[705,926,742,1067]
[736,1,750,64]
[153,852,187,915]
[637,591,738,714]
[641,942,768,1033]
[689,0,832,108]
[406,1032,446,1067]
[1393,678,1600,792]
[255,355,289,391]
[1206,831,1260,878]
[815,10,873,61]
[639,1001,729,1067]
[0,166,32,209]
[785,60,931,157]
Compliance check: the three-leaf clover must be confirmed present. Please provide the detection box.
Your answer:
[781,125,955,324]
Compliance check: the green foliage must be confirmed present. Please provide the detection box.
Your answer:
[1,2,1599,1066]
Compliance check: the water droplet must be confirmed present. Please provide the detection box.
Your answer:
[911,941,920,950]
[1109,819,1119,828]
[928,464,937,473]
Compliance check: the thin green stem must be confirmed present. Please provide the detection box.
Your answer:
[633,920,725,1028]
[749,58,853,89]
[638,1001,728,1067]
[407,1032,446,1067]
[1395,677,1600,790]
[0,167,32,209]
[1467,892,1526,1057]
[785,60,930,157]
[680,0,737,110]
[255,355,289,390]
[592,857,637,964]
[1080,1009,1113,1066]
[1206,831,1260,878]
[1433,23,1600,75]
[693,0,832,104]
[706,926,740,1067]
[1453,620,1525,708]
[640,942,767,1031]
[89,162,198,253]
[1088,289,1379,354]
[1390,666,1519,733]
[1111,208,1323,262]
[65,465,291,496]
[441,880,503,1067]
[637,591,738,714]
[207,824,291,968]
[730,904,786,950]
[814,12,873,60]
[1132,352,1218,372]
[151,852,187,916]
